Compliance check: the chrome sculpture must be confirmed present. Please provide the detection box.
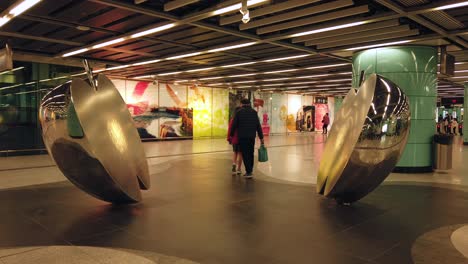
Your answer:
[39,71,150,204]
[317,74,410,203]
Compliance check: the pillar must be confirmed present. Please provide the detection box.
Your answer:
[352,46,437,173]
[464,83,468,144]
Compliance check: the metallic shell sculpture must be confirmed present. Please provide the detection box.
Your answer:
[317,74,410,203]
[39,74,150,203]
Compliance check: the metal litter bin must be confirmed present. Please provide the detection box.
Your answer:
[433,134,454,170]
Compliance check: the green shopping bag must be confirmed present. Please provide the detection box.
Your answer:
[258,144,268,162]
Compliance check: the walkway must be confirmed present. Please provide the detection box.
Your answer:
[0,133,467,264]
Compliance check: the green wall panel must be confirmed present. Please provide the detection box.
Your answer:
[406,120,436,144]
[407,96,437,120]
[464,84,468,143]
[374,73,437,97]
[375,47,438,73]
[397,143,433,167]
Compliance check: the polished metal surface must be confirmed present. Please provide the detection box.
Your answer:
[39,74,150,203]
[317,74,410,203]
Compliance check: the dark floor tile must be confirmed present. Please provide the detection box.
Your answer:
[0,210,69,248]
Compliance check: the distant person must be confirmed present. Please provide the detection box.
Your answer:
[452,118,459,135]
[230,98,264,179]
[444,115,451,134]
[322,113,330,134]
[227,106,243,175]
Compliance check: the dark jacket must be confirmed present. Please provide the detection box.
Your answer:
[230,105,264,139]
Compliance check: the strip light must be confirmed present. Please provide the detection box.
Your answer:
[166,52,202,60]
[346,40,413,51]
[233,80,257,84]
[221,62,256,68]
[207,42,257,53]
[63,48,90,57]
[264,69,298,74]
[9,0,41,16]
[199,76,223,80]
[0,16,10,27]
[131,23,176,38]
[228,73,256,78]
[306,63,349,70]
[134,75,153,79]
[186,67,214,73]
[262,78,290,81]
[434,1,468,10]
[263,54,311,62]
[0,66,25,76]
[106,65,130,71]
[0,0,42,28]
[92,38,126,49]
[212,0,268,15]
[158,71,182,76]
[297,74,331,79]
[291,21,367,38]
[131,59,161,66]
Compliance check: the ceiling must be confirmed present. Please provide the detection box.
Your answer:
[1,0,468,97]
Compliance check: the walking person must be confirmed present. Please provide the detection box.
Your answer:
[322,113,330,134]
[227,106,243,175]
[230,98,264,179]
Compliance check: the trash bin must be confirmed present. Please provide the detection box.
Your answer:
[433,134,454,170]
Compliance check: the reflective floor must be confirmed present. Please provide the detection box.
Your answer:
[0,133,467,263]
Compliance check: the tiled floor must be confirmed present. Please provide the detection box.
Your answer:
[0,133,467,263]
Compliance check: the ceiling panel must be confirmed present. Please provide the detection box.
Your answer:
[0,0,466,97]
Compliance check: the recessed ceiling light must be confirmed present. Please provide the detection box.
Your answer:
[76,25,91,31]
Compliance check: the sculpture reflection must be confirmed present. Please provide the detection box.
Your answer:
[39,74,150,204]
[317,74,410,203]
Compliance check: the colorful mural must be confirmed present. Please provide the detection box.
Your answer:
[287,94,302,132]
[212,89,229,137]
[253,92,272,136]
[111,79,193,139]
[271,93,287,134]
[314,103,329,132]
[188,86,212,137]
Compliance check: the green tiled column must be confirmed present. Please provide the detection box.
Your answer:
[334,96,344,113]
[352,46,437,172]
[464,83,468,144]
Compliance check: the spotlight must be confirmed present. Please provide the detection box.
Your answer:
[240,9,250,23]
[239,0,250,24]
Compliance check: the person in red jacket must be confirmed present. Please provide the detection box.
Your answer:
[322,113,330,134]
[227,106,243,175]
